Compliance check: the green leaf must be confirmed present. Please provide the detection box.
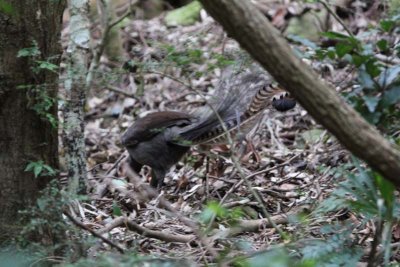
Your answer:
[382,85,400,106]
[358,69,375,90]
[315,49,327,60]
[188,49,203,60]
[365,60,381,78]
[374,173,395,213]
[198,201,228,224]
[112,202,122,216]
[24,160,56,178]
[207,201,226,217]
[326,48,336,60]
[36,61,59,73]
[25,161,45,178]
[378,66,400,87]
[376,39,388,52]
[361,43,374,56]
[362,95,379,112]
[380,19,395,32]
[37,198,47,211]
[33,164,43,178]
[335,42,353,58]
[351,54,366,67]
[321,31,351,40]
[24,162,36,172]
[17,42,40,58]
[43,164,57,176]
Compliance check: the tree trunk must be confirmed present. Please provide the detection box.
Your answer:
[199,0,400,186]
[64,0,90,195]
[0,0,65,238]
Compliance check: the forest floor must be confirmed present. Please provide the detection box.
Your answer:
[65,1,397,264]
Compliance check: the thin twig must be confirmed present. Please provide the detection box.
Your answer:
[86,0,138,87]
[319,0,355,39]
[104,85,140,100]
[106,153,127,175]
[244,154,300,180]
[367,220,383,267]
[108,8,133,29]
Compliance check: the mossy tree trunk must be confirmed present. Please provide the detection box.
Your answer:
[0,0,65,239]
[64,0,90,195]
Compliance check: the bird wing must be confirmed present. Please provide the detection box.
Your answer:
[121,111,195,147]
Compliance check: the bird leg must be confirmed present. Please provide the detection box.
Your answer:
[150,168,166,189]
[128,156,143,174]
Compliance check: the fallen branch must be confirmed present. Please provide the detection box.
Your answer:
[125,218,196,243]
[214,205,309,237]
[98,168,218,257]
[97,216,197,244]
[63,210,125,253]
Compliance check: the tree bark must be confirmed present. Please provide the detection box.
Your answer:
[199,0,400,186]
[64,0,91,194]
[0,1,65,238]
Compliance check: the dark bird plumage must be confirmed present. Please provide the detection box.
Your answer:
[121,68,296,188]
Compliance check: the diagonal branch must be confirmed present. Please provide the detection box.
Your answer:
[199,0,400,186]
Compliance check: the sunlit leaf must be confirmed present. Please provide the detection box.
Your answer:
[358,69,375,90]
[378,66,400,87]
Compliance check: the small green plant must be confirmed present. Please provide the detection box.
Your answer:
[314,158,399,266]
[17,41,59,128]
[199,201,244,227]
[286,16,399,264]
[163,44,204,66]
[16,181,91,264]
[321,16,399,126]
[25,160,57,178]
[154,42,236,76]
[17,41,41,58]
[17,41,59,74]
[17,83,58,128]
[291,15,400,129]
[0,0,14,15]
[298,224,363,267]
[185,154,199,166]
[317,159,398,220]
